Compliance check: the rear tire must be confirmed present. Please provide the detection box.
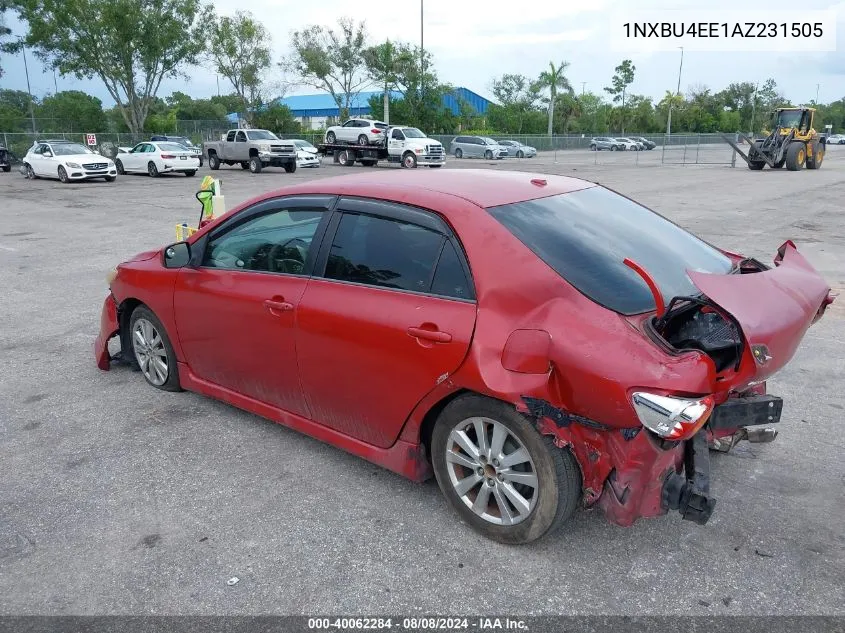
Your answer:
[326,131,336,144]
[431,395,581,544]
[337,150,352,167]
[589,144,596,151]
[1,165,10,172]
[129,305,181,392]
[357,134,369,145]
[610,146,618,151]
[785,142,806,171]
[208,153,220,170]
[806,141,823,170]
[147,162,159,178]
[249,156,263,173]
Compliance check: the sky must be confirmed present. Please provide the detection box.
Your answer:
[0,0,843,108]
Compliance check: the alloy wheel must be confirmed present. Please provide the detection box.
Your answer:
[444,416,538,526]
[132,318,168,386]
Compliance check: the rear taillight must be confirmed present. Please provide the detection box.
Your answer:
[371,129,382,134]
[631,392,714,440]
[160,154,175,159]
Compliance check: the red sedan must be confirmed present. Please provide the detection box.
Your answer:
[95,169,833,544]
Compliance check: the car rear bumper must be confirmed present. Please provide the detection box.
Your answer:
[533,390,784,527]
[94,293,120,370]
[162,159,200,171]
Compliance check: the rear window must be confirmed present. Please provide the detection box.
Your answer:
[374,122,389,129]
[487,187,733,315]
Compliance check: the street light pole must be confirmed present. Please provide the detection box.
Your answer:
[815,83,820,104]
[16,37,38,135]
[665,46,683,137]
[581,82,586,96]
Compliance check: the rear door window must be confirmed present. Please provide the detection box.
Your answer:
[487,186,732,314]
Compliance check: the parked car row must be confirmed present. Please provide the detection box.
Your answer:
[590,136,656,151]
[449,136,538,160]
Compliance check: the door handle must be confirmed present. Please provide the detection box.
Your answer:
[407,326,452,343]
[264,298,294,313]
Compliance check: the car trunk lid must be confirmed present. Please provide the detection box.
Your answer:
[685,241,832,382]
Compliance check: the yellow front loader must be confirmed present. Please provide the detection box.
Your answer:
[722,107,825,171]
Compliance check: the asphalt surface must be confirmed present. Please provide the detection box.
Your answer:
[1,146,844,616]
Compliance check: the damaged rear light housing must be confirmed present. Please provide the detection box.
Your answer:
[631,392,715,440]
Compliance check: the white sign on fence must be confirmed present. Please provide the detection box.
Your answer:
[86,133,97,146]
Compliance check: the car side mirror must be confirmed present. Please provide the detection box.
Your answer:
[163,241,191,268]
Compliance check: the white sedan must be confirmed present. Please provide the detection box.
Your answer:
[826,134,845,145]
[115,141,200,177]
[324,118,388,145]
[293,139,320,168]
[23,140,117,182]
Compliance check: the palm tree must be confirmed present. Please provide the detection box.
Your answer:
[536,61,574,136]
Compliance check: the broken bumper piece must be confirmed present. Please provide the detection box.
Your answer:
[708,394,782,452]
[94,294,119,370]
[662,430,716,525]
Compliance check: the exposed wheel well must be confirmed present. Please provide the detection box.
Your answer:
[207,149,217,156]
[416,389,530,463]
[249,148,259,157]
[117,298,143,362]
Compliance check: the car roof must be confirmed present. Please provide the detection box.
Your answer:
[272,169,596,209]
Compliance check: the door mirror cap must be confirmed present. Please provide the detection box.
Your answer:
[163,241,191,268]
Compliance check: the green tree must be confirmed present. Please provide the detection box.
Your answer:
[0,1,12,78]
[604,59,635,133]
[489,73,541,133]
[6,0,211,133]
[536,61,573,135]
[252,103,299,134]
[210,93,244,116]
[165,91,228,121]
[362,39,415,124]
[286,17,369,121]
[36,90,103,132]
[208,11,271,123]
[0,88,36,130]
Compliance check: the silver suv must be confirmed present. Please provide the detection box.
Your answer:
[450,136,508,159]
[589,137,624,151]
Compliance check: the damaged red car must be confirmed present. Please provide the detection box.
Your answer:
[95,169,833,544]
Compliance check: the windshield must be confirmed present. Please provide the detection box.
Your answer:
[401,128,426,138]
[482,138,497,145]
[51,143,93,155]
[775,110,802,128]
[246,130,279,140]
[173,137,194,147]
[487,187,733,315]
[294,140,315,148]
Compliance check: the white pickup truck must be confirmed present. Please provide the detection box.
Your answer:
[318,125,446,169]
[203,129,298,174]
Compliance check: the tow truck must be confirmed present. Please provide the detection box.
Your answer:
[318,125,446,169]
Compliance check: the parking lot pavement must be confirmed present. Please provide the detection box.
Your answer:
[1,150,843,616]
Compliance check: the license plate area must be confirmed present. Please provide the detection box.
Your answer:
[709,394,783,431]
[180,156,187,160]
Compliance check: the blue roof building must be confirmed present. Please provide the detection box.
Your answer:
[226,86,494,125]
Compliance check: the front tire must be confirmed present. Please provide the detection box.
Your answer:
[516,150,524,158]
[326,131,336,144]
[431,395,581,544]
[610,146,618,151]
[785,142,806,171]
[58,166,69,183]
[402,152,417,168]
[115,159,125,175]
[208,153,220,170]
[129,306,181,392]
[806,141,823,169]
[284,161,297,173]
[249,156,263,173]
[484,150,493,160]
[455,148,463,158]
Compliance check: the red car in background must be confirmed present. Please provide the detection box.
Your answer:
[95,169,833,544]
